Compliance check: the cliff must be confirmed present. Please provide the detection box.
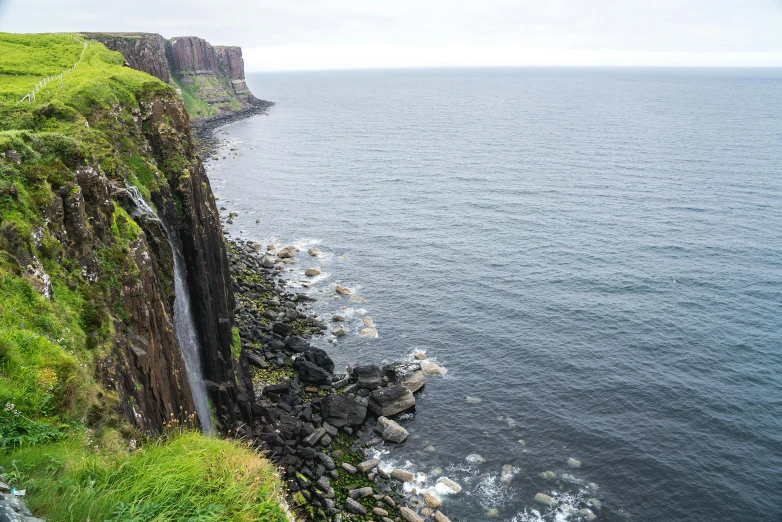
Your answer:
[0,34,252,437]
[84,33,268,123]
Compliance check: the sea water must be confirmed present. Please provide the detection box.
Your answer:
[206,68,782,522]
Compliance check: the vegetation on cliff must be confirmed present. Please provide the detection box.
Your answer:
[0,33,288,521]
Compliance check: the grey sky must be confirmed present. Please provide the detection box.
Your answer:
[1,0,781,70]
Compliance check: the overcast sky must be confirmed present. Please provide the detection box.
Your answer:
[1,0,781,70]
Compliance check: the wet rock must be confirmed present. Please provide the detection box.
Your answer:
[434,511,452,522]
[465,396,482,404]
[333,325,348,336]
[356,458,380,473]
[335,285,351,295]
[500,464,515,484]
[305,267,321,276]
[349,295,366,303]
[332,314,344,322]
[390,469,414,482]
[400,506,425,522]
[277,246,297,259]
[412,350,427,360]
[360,327,378,337]
[355,364,382,390]
[362,316,375,327]
[466,454,485,463]
[376,416,409,443]
[534,493,556,507]
[580,508,597,521]
[420,360,447,375]
[369,385,415,416]
[308,247,321,256]
[383,361,425,392]
[422,491,442,508]
[436,477,462,493]
[322,394,367,427]
[344,497,366,515]
[567,457,582,468]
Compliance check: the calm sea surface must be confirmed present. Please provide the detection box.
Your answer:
[206,68,782,522]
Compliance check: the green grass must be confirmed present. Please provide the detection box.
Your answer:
[171,76,217,120]
[1,431,291,522]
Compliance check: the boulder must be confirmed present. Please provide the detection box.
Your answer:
[332,314,344,322]
[534,493,556,507]
[400,507,425,522]
[341,463,357,474]
[296,360,331,385]
[322,394,367,427]
[286,335,310,352]
[377,416,409,443]
[356,458,380,473]
[383,361,425,392]
[344,498,366,515]
[333,326,348,336]
[362,316,375,327]
[369,385,415,416]
[277,246,297,259]
[390,469,414,482]
[360,327,378,337]
[308,247,321,256]
[302,347,335,373]
[412,350,427,360]
[436,477,462,493]
[262,256,276,268]
[273,322,293,337]
[420,360,447,375]
[305,267,321,276]
[354,364,382,390]
[501,464,515,484]
[335,285,351,295]
[348,487,373,499]
[422,491,442,509]
[434,512,452,522]
[567,457,582,468]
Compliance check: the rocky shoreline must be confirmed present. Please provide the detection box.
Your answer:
[227,237,456,522]
[192,99,276,158]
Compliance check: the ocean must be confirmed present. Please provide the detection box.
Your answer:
[205,68,782,522]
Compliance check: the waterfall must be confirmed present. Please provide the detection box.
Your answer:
[125,186,213,433]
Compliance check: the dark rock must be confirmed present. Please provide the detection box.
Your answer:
[273,322,293,337]
[296,360,332,386]
[383,361,426,392]
[321,394,367,427]
[302,348,335,373]
[345,497,367,515]
[303,427,326,446]
[368,385,416,417]
[286,335,310,352]
[355,364,382,390]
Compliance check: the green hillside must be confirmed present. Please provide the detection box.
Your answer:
[0,33,289,522]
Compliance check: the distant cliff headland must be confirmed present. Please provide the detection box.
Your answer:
[84,32,272,123]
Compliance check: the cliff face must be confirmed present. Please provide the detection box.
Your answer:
[85,33,171,84]
[0,39,253,437]
[170,36,217,74]
[84,33,266,122]
[215,46,245,79]
[137,90,254,429]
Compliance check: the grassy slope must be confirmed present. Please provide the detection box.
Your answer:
[0,33,289,521]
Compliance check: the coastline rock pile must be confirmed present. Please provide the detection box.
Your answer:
[228,238,455,521]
